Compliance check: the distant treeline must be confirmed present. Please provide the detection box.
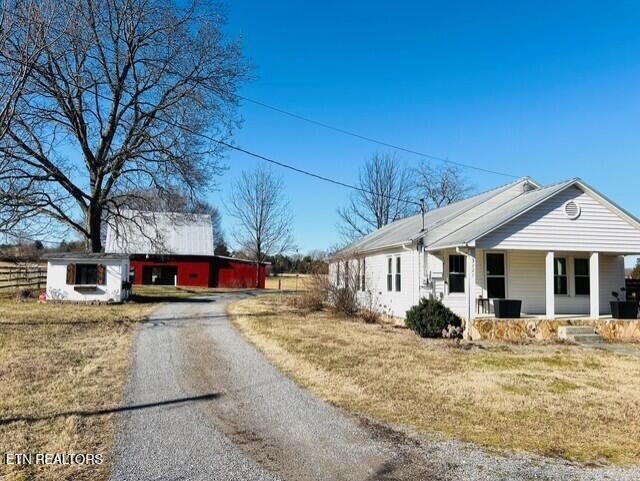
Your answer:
[264,252,328,275]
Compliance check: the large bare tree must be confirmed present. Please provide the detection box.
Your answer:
[227,165,293,264]
[337,152,416,241]
[0,0,62,237]
[0,0,248,251]
[414,163,470,210]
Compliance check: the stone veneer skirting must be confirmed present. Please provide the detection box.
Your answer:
[471,318,640,342]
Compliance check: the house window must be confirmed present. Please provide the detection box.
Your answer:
[395,257,401,292]
[387,258,393,291]
[449,255,465,293]
[486,253,506,299]
[336,262,341,285]
[554,258,568,295]
[574,258,590,295]
[361,258,366,291]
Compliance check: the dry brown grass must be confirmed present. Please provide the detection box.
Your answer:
[228,294,640,466]
[265,274,312,291]
[0,299,157,481]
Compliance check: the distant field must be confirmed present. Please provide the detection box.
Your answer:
[265,274,313,291]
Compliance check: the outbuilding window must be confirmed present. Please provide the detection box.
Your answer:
[66,263,106,285]
[574,258,590,295]
[448,255,466,293]
[395,257,401,292]
[387,258,393,291]
[554,258,568,295]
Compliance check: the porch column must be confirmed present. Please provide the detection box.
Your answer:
[545,251,555,319]
[464,248,476,340]
[590,252,600,319]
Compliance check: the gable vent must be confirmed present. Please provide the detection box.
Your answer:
[564,200,581,220]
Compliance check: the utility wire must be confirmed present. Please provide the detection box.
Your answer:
[174,123,422,207]
[231,93,521,179]
[52,87,423,207]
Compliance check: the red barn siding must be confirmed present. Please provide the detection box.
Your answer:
[130,255,266,288]
[213,257,266,288]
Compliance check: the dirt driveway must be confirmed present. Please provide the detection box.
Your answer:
[109,293,439,481]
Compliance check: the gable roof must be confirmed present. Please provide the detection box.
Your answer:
[105,210,214,256]
[334,177,640,256]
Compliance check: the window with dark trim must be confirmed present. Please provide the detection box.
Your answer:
[554,257,568,295]
[75,264,98,285]
[336,262,341,286]
[448,255,466,293]
[395,257,401,292]
[361,258,366,291]
[387,258,393,291]
[574,258,590,295]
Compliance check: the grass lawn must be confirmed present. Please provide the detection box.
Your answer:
[0,298,157,481]
[228,294,640,466]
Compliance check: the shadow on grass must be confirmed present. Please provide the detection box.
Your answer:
[0,393,222,425]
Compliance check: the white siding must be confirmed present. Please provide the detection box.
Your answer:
[330,247,421,318]
[46,258,129,302]
[357,248,420,318]
[472,250,624,316]
[477,186,640,252]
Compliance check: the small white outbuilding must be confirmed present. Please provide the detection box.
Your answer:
[43,253,131,303]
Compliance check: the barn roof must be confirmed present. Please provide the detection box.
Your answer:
[105,210,214,256]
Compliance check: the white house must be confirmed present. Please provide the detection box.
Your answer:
[44,253,131,303]
[330,178,640,333]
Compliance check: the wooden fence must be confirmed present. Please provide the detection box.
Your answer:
[0,264,47,290]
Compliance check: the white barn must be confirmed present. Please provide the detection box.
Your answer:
[44,253,131,303]
[329,178,640,333]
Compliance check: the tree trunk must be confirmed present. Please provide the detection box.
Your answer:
[86,206,103,253]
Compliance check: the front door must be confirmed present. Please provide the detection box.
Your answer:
[486,253,506,299]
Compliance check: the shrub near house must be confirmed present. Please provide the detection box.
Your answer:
[406,298,462,338]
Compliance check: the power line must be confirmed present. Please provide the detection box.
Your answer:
[187,128,422,207]
[232,93,520,179]
[57,87,423,207]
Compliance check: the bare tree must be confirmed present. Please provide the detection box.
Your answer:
[0,0,248,252]
[227,165,294,264]
[337,152,416,242]
[414,163,471,210]
[0,0,63,238]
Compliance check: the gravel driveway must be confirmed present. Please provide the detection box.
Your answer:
[110,293,639,481]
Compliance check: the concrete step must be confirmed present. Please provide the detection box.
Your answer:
[570,334,603,344]
[558,326,603,344]
[558,326,596,339]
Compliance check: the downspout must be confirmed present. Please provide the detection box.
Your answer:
[456,245,474,340]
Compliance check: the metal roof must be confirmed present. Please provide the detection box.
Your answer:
[43,252,130,260]
[105,210,214,256]
[332,177,634,256]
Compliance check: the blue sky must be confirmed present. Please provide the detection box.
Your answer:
[209,1,640,263]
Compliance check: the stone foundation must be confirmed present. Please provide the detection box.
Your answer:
[471,318,640,342]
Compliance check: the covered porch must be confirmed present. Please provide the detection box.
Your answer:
[427,247,636,321]
[470,249,634,320]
